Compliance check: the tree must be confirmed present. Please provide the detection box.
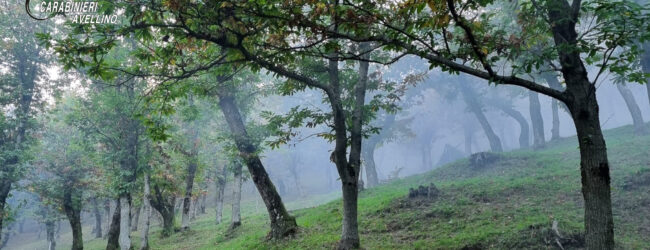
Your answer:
[66,79,147,249]
[615,81,646,135]
[33,96,97,250]
[0,2,50,239]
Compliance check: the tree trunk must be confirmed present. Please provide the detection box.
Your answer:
[421,142,433,170]
[230,161,243,229]
[149,185,175,237]
[217,89,297,239]
[0,181,11,244]
[616,83,646,135]
[91,197,103,238]
[288,156,305,197]
[140,173,152,250]
[63,188,83,250]
[543,73,564,141]
[492,101,530,148]
[118,195,131,250]
[106,199,121,250]
[463,125,473,155]
[547,1,614,248]
[103,200,111,239]
[46,221,56,250]
[529,91,546,149]
[361,140,379,187]
[181,138,199,230]
[190,198,197,221]
[641,42,650,108]
[131,207,140,232]
[339,178,359,250]
[199,193,207,214]
[551,99,561,140]
[215,165,226,225]
[459,83,503,152]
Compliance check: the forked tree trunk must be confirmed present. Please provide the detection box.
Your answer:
[63,188,83,250]
[118,195,131,250]
[215,165,227,225]
[547,1,614,248]
[91,197,103,238]
[492,101,530,148]
[106,199,121,250]
[230,161,243,229]
[140,173,152,250]
[217,89,297,239]
[616,83,646,135]
[459,83,503,152]
[150,186,175,237]
[529,91,546,149]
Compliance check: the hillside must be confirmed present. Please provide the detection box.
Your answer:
[18,124,650,249]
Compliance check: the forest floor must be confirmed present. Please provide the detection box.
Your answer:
[15,124,650,249]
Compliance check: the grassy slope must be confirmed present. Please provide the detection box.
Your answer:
[75,124,650,249]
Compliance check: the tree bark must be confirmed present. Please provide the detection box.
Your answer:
[529,91,546,149]
[616,83,646,135]
[215,165,226,225]
[63,188,83,250]
[106,199,121,250]
[118,195,131,250]
[216,88,297,239]
[91,197,103,238]
[140,173,152,250]
[459,83,503,152]
[547,1,614,248]
[230,161,243,229]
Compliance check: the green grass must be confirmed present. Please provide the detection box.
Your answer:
[24,124,650,249]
